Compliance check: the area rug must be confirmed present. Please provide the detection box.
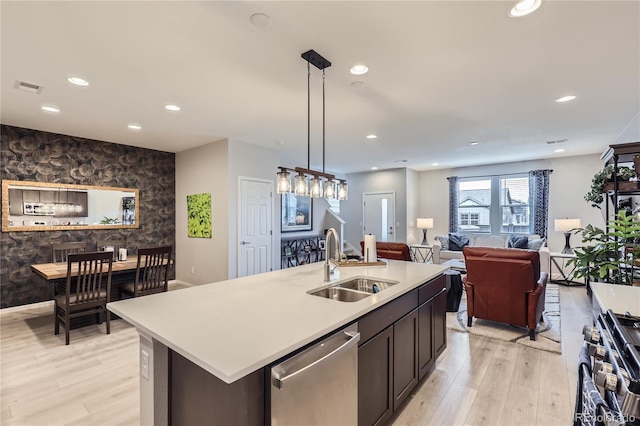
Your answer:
[446,283,561,354]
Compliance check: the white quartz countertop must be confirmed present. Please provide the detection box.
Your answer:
[108,260,447,384]
[591,282,640,317]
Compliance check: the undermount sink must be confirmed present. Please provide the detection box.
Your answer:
[309,287,371,302]
[337,278,398,293]
[308,277,398,302]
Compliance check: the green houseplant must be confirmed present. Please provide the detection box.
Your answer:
[567,210,640,286]
[584,164,636,209]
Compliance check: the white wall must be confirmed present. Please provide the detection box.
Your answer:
[227,139,280,278]
[406,168,420,245]
[342,168,408,250]
[417,154,604,252]
[175,139,230,285]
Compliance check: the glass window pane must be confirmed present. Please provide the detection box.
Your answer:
[458,179,491,233]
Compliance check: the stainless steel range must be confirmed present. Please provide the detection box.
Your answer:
[575,309,640,425]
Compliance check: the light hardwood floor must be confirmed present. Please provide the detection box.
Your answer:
[1,284,591,425]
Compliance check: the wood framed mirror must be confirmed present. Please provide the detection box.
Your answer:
[1,180,139,232]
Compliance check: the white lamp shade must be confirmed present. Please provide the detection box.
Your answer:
[417,218,434,229]
[554,218,581,232]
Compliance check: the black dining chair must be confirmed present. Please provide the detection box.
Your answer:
[54,251,113,345]
[121,246,172,298]
[52,242,86,263]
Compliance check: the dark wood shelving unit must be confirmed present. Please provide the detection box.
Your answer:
[281,236,325,269]
[600,141,640,221]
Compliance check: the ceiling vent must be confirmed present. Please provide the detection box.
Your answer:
[14,80,43,94]
[545,139,568,145]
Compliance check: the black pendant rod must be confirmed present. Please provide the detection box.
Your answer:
[307,61,310,170]
[322,69,326,173]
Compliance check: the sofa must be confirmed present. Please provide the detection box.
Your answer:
[432,233,549,274]
[359,241,412,261]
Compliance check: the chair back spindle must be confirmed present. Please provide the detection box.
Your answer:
[123,246,172,298]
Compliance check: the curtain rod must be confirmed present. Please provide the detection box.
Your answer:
[448,170,553,180]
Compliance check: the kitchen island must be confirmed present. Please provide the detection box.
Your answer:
[108,260,448,425]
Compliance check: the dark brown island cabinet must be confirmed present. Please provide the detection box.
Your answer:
[169,274,447,426]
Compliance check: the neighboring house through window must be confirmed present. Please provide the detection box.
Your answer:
[456,174,530,234]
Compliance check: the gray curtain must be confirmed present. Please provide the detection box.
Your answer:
[447,176,458,233]
[529,169,551,238]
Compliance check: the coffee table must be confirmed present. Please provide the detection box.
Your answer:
[442,259,466,272]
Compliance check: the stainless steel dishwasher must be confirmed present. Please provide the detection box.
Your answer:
[270,323,360,426]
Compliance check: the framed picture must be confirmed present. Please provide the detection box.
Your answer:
[284,246,293,256]
[281,193,312,232]
[319,239,326,250]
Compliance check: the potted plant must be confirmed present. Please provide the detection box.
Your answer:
[584,164,636,209]
[568,210,640,286]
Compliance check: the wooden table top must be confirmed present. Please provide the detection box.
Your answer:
[31,258,140,281]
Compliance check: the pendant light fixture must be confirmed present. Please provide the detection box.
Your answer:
[276,50,348,201]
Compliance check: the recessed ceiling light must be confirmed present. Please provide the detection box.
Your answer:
[249,13,271,27]
[274,140,284,145]
[165,104,181,111]
[128,123,142,131]
[470,141,480,146]
[395,160,408,163]
[350,65,369,75]
[431,162,439,166]
[41,105,60,113]
[366,134,377,139]
[509,0,542,17]
[371,166,378,170]
[67,76,89,86]
[350,81,365,88]
[554,148,566,153]
[555,95,576,103]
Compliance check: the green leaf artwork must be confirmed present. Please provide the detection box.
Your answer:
[187,193,212,238]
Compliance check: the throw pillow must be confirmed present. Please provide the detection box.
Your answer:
[527,238,546,251]
[508,235,529,249]
[435,235,449,250]
[448,233,470,251]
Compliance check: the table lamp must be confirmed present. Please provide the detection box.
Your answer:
[417,218,434,245]
[554,218,581,254]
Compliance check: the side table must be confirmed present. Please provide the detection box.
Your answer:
[549,252,584,286]
[409,244,433,263]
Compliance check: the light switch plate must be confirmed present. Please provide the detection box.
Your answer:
[141,349,149,380]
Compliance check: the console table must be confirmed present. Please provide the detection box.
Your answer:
[281,236,325,269]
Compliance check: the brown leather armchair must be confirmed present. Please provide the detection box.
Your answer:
[359,241,412,261]
[462,246,548,340]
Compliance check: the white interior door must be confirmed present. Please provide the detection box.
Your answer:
[363,192,396,243]
[238,178,272,277]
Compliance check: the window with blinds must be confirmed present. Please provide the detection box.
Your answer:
[457,174,530,234]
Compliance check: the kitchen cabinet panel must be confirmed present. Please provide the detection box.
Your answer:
[358,325,393,426]
[418,301,435,380]
[393,309,418,411]
[8,189,22,215]
[22,190,39,202]
[433,289,447,358]
[39,191,55,203]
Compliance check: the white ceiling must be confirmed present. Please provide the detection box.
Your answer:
[2,1,639,174]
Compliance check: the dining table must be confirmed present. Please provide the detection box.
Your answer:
[31,258,140,281]
[32,257,145,329]
[31,257,148,306]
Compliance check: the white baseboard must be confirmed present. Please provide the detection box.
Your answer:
[1,281,193,314]
[0,299,54,315]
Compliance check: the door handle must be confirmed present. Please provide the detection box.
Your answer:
[241,241,250,245]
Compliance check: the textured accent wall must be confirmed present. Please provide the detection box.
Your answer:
[1,125,175,308]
